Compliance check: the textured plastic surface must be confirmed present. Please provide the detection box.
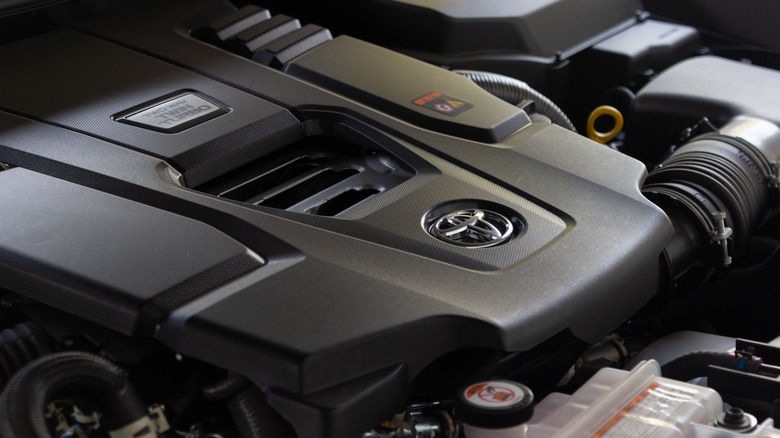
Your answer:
[628,56,780,163]
[526,360,722,437]
[626,331,735,370]
[644,0,780,49]
[260,0,642,58]
[255,0,643,98]
[0,168,261,335]
[192,4,271,44]
[286,36,532,143]
[0,1,675,437]
[585,19,700,85]
[635,56,780,125]
[227,14,300,56]
[0,29,303,187]
[252,24,332,68]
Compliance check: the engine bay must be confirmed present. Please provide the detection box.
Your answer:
[1,0,780,437]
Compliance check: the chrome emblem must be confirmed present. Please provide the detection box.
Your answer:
[430,209,514,248]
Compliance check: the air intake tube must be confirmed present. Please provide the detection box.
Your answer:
[643,116,780,290]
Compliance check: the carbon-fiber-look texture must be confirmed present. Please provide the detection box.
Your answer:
[141,252,263,331]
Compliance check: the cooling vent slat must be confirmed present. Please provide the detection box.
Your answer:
[259,167,359,209]
[194,136,414,217]
[215,154,327,200]
[311,189,381,216]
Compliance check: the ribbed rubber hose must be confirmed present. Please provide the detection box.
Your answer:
[203,372,249,401]
[0,322,51,391]
[0,351,149,438]
[644,128,779,287]
[455,70,577,132]
[229,387,296,438]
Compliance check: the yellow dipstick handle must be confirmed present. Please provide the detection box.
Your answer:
[587,105,624,144]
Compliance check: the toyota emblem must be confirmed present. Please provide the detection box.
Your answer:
[429,209,514,248]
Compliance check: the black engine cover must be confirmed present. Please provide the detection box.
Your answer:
[0,1,673,436]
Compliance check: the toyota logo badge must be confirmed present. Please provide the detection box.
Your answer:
[430,209,514,248]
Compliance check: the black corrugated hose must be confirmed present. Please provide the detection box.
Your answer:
[0,351,150,438]
[228,387,297,438]
[203,371,249,401]
[455,70,577,132]
[0,322,51,391]
[204,372,296,438]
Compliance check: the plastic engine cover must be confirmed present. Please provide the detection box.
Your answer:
[0,0,673,436]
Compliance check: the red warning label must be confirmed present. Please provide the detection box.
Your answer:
[463,381,527,408]
[478,385,516,403]
[413,91,474,116]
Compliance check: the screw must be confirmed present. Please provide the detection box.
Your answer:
[723,407,746,425]
[716,407,757,432]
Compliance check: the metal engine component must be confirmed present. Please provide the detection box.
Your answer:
[362,408,458,438]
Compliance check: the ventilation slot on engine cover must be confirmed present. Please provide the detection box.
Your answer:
[194,136,413,217]
[193,5,332,69]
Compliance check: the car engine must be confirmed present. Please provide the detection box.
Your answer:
[2,0,780,437]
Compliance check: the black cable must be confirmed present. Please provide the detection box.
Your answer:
[454,70,577,132]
